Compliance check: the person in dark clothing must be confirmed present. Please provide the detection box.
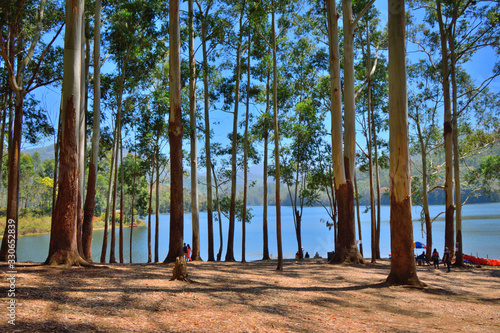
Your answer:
[442,247,451,272]
[432,248,440,269]
[304,252,310,258]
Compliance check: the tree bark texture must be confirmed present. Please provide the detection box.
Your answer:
[189,0,201,261]
[165,0,184,263]
[386,0,421,286]
[201,14,214,262]
[82,0,101,263]
[272,0,283,271]
[436,0,455,256]
[45,95,86,266]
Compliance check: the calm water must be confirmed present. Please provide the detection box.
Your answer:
[16,202,500,262]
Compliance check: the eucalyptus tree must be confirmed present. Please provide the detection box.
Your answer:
[354,8,387,261]
[278,33,329,259]
[194,0,231,261]
[82,0,102,262]
[408,59,442,259]
[222,0,248,262]
[0,0,64,261]
[329,0,374,263]
[250,80,272,260]
[100,0,166,263]
[188,0,202,261]
[386,0,421,286]
[45,0,88,266]
[409,0,500,265]
[164,0,184,263]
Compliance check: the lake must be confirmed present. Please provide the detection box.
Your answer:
[16,202,500,263]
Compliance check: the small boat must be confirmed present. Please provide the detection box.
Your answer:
[128,224,138,228]
[463,254,500,266]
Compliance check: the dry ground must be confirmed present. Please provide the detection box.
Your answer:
[1,259,499,332]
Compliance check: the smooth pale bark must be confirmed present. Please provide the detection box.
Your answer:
[76,11,88,258]
[386,0,421,286]
[436,0,455,255]
[326,0,351,263]
[164,0,184,263]
[155,152,160,262]
[272,0,283,271]
[147,160,154,263]
[374,110,382,259]
[366,25,376,263]
[198,0,215,262]
[450,26,463,266]
[189,0,201,261]
[82,0,101,262]
[119,140,124,263]
[342,0,356,182]
[45,0,87,266]
[109,133,119,264]
[129,152,137,263]
[100,124,117,263]
[262,72,270,261]
[354,172,363,257]
[226,4,245,262]
[212,165,224,261]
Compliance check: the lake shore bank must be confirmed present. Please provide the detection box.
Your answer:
[1,259,499,332]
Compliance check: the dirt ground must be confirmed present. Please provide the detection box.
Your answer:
[1,259,499,332]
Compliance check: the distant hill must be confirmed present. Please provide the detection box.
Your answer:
[22,144,55,161]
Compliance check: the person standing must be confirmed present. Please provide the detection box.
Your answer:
[442,247,451,272]
[187,244,192,261]
[432,248,440,269]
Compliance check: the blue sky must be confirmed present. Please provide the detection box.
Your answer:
[26,0,499,170]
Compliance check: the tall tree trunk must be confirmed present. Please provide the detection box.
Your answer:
[337,0,361,263]
[0,0,48,261]
[100,124,117,263]
[147,162,154,263]
[155,148,160,263]
[201,11,215,262]
[262,73,270,261]
[386,0,421,286]
[241,26,251,264]
[373,109,381,259]
[354,171,363,257]
[366,26,376,263]
[272,0,283,271]
[119,139,124,263]
[326,0,350,263]
[450,23,463,266]
[76,11,88,258]
[189,0,201,261]
[109,133,119,264]
[0,94,23,261]
[82,0,101,263]
[0,88,8,201]
[164,0,184,263]
[45,0,87,266]
[129,152,137,263]
[226,4,245,262]
[212,165,223,261]
[437,0,455,256]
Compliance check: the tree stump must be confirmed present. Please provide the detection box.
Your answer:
[171,256,188,281]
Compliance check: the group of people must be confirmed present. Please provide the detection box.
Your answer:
[295,248,311,259]
[416,247,452,272]
[183,243,192,261]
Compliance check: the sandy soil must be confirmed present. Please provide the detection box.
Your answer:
[1,259,499,332]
